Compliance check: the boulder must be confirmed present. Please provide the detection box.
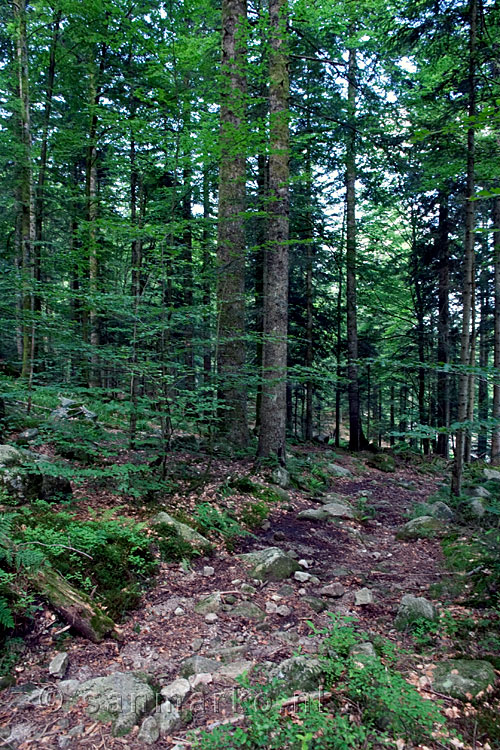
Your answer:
[50,399,97,423]
[0,445,41,501]
[350,642,376,660]
[303,596,326,613]
[40,474,72,502]
[180,655,219,678]
[366,454,395,473]
[326,463,352,478]
[394,594,437,630]
[195,593,222,615]
[483,468,500,482]
[396,516,447,540]
[465,486,491,499]
[16,428,39,445]
[270,656,325,693]
[238,547,300,581]
[318,492,347,505]
[297,508,330,521]
[322,502,355,520]
[428,501,455,521]
[432,659,495,700]
[469,498,486,518]
[272,467,290,489]
[137,715,160,745]
[75,672,155,736]
[151,511,212,552]
[160,678,191,706]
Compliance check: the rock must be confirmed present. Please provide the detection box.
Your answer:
[49,652,69,679]
[16,428,39,445]
[483,468,500,482]
[238,547,300,581]
[428,501,455,521]
[151,512,212,552]
[294,571,311,583]
[230,602,265,621]
[75,672,155,736]
[270,486,291,502]
[354,588,374,606]
[272,466,290,489]
[319,583,345,599]
[470,498,486,518]
[138,716,160,745]
[190,672,213,688]
[40,474,73,501]
[297,508,330,521]
[174,607,184,616]
[161,678,191,706]
[180,656,219,678]
[350,642,376,660]
[0,444,42,501]
[202,566,215,577]
[330,566,351,577]
[266,601,278,614]
[303,596,326,613]
[395,594,437,630]
[326,463,352,477]
[396,516,447,540]
[50,399,97,423]
[466,485,491,499]
[276,605,291,616]
[218,660,254,680]
[59,680,80,698]
[322,502,355,520]
[366,454,395,473]
[270,656,325,693]
[156,700,182,734]
[432,659,496,699]
[277,584,294,597]
[205,613,218,624]
[195,593,222,615]
[318,492,347,504]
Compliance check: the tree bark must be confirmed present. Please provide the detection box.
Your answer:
[216,0,249,447]
[491,195,500,463]
[258,0,289,463]
[436,195,450,457]
[451,0,477,496]
[477,251,489,459]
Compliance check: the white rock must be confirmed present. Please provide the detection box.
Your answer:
[203,566,215,577]
[174,607,185,616]
[266,601,278,614]
[189,673,213,688]
[355,588,374,606]
[277,605,291,617]
[205,613,218,624]
[49,652,69,679]
[294,571,311,583]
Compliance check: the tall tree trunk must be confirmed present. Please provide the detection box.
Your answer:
[451,0,477,496]
[13,0,35,380]
[436,194,450,457]
[254,147,267,434]
[129,105,143,448]
[258,0,289,463]
[345,41,361,451]
[491,194,500,463]
[216,0,249,447]
[477,254,489,459]
[390,385,395,446]
[304,138,314,441]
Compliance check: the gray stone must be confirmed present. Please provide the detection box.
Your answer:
[326,463,352,478]
[303,596,326,613]
[180,655,219,678]
[276,605,291,616]
[470,498,486,518]
[294,571,311,583]
[230,602,265,621]
[266,601,278,614]
[350,642,376,660]
[483,468,500,482]
[50,400,97,423]
[75,672,155,736]
[239,547,300,581]
[195,592,222,615]
[58,680,80,697]
[395,594,437,630]
[272,466,290,489]
[318,492,348,504]
[151,511,212,552]
[203,566,215,577]
[354,588,374,606]
[277,584,294,597]
[432,660,496,700]
[40,474,72,501]
[0,444,41,501]
[323,502,355,520]
[205,613,218,624]
[240,583,257,595]
[366,454,395,473]
[428,501,455,521]
[138,716,160,745]
[16,428,39,445]
[156,700,182,734]
[174,606,184,616]
[319,583,345,599]
[466,485,491,499]
[396,516,447,540]
[297,508,330,521]
[161,678,191,706]
[218,660,254,680]
[49,652,69,679]
[270,656,325,693]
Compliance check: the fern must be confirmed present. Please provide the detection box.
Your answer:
[0,597,14,630]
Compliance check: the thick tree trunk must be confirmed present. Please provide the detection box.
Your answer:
[492,195,500,463]
[216,0,249,447]
[436,195,450,457]
[254,148,267,433]
[304,141,314,441]
[345,42,361,451]
[258,0,289,463]
[452,0,477,496]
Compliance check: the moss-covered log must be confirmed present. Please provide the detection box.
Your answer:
[33,567,115,642]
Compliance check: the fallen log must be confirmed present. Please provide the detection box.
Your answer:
[32,566,115,642]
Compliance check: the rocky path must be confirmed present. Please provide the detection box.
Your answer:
[0,456,485,749]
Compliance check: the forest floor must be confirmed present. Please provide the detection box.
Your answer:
[0,444,498,749]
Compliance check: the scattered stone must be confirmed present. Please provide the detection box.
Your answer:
[366,454,395,473]
[394,594,437,630]
[272,466,290,489]
[274,531,286,541]
[318,492,347,504]
[174,607,185,616]
[49,652,68,679]
[181,656,219,678]
[303,596,326,613]
[354,588,374,606]
[466,485,491,499]
[470,498,486,518]
[277,584,294,597]
[190,673,213,688]
[428,501,455,521]
[240,583,256,595]
[156,700,182,734]
[16,428,39,445]
[298,588,307,595]
[266,601,278,614]
[238,547,300,581]
[350,642,376,660]
[202,566,215,577]
[75,672,155,736]
[50,399,97,423]
[138,716,160,745]
[40,473,73,501]
[396,516,447,540]
[271,486,291,502]
[298,559,310,568]
[0,444,42,501]
[151,511,212,552]
[483,468,500,482]
[322,502,355,520]
[218,660,254,680]
[205,613,218,624]
[294,570,311,583]
[58,680,80,698]
[319,583,345,599]
[195,593,222,615]
[326,463,352,478]
[270,656,325,693]
[230,602,265,621]
[276,605,291,617]
[330,566,351,577]
[297,508,330,521]
[432,659,496,700]
[161,678,191,706]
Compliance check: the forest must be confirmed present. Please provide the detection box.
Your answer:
[0,0,499,748]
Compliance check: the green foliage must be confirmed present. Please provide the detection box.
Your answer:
[239,500,270,529]
[192,503,248,550]
[152,522,201,562]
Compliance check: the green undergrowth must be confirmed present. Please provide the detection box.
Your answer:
[193,615,452,750]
